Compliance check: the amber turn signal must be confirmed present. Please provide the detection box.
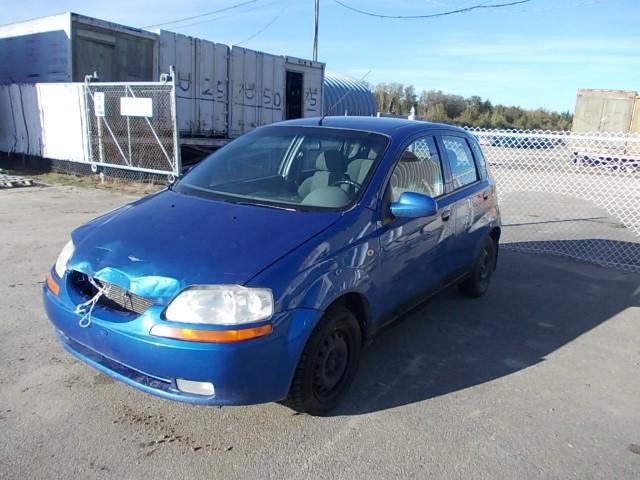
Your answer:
[46,273,60,296]
[149,324,273,343]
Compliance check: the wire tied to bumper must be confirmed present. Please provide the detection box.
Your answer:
[74,277,110,328]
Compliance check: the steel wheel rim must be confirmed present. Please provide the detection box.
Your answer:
[479,249,492,283]
[312,329,350,401]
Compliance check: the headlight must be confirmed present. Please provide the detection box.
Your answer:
[54,240,74,278]
[165,286,274,325]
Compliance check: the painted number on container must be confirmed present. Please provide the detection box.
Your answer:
[263,88,282,109]
[202,77,213,97]
[216,81,226,100]
[239,82,256,101]
[306,89,318,106]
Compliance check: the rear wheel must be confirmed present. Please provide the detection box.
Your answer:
[459,236,497,298]
[283,304,361,416]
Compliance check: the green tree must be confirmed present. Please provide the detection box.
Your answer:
[372,82,573,130]
[425,103,448,123]
[402,85,417,114]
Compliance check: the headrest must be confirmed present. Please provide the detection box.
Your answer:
[316,150,347,174]
[400,151,420,162]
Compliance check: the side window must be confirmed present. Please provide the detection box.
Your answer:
[389,136,444,201]
[469,138,488,180]
[442,136,479,189]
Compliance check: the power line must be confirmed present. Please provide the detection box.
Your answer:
[142,0,262,29]
[333,0,533,20]
[169,1,281,31]
[234,7,285,46]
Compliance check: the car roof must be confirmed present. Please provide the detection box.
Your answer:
[271,116,469,136]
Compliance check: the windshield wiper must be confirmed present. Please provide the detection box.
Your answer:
[235,201,297,211]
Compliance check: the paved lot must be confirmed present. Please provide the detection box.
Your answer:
[1,184,639,479]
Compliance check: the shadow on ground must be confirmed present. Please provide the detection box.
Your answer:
[507,238,640,273]
[332,248,640,416]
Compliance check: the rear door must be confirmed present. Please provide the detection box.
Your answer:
[439,133,491,271]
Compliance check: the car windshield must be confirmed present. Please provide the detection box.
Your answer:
[175,126,389,210]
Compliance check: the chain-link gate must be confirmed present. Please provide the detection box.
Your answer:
[84,80,181,180]
[467,128,640,272]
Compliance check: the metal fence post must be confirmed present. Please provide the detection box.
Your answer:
[169,65,181,178]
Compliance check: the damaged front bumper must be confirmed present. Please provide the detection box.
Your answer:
[42,271,322,406]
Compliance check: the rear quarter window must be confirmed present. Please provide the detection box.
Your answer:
[468,137,489,180]
[442,135,479,189]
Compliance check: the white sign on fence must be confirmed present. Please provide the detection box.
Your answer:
[120,97,153,118]
[94,92,105,117]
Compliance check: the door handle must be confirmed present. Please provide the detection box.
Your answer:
[441,210,451,221]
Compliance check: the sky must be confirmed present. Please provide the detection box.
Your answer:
[1,0,638,112]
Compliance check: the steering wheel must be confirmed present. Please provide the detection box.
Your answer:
[331,179,361,190]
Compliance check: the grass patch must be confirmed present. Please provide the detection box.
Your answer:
[1,168,165,195]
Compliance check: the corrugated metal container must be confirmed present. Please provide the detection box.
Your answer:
[72,15,156,82]
[229,50,324,137]
[572,89,637,133]
[0,82,87,161]
[323,72,376,116]
[158,30,228,136]
[0,13,156,83]
[0,13,72,83]
[229,47,284,137]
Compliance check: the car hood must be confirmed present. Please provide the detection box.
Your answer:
[68,189,341,303]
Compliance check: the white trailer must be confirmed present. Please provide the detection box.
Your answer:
[572,89,640,169]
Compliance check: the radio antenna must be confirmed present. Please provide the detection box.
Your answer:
[319,70,371,126]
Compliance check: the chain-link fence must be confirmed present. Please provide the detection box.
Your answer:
[467,128,640,272]
[84,82,180,181]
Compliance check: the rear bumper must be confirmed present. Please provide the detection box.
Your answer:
[43,279,322,406]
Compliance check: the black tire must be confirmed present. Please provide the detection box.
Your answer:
[283,304,362,416]
[459,236,497,298]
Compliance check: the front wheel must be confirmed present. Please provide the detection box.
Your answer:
[283,305,361,416]
[459,236,497,298]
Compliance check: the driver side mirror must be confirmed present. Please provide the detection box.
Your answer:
[390,192,438,218]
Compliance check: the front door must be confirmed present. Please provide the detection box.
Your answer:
[377,135,457,313]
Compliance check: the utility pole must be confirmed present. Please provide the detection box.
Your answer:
[313,0,319,61]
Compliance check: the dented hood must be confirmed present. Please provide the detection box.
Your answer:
[68,189,340,303]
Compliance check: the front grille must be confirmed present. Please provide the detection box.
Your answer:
[70,271,154,315]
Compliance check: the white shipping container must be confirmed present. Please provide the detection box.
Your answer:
[0,13,156,84]
[158,30,229,137]
[229,48,325,137]
[230,47,284,137]
[0,82,87,162]
[0,13,72,83]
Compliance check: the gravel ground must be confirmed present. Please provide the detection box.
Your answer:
[1,183,639,479]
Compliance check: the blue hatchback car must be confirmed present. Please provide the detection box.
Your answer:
[44,117,500,415]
